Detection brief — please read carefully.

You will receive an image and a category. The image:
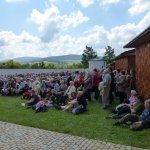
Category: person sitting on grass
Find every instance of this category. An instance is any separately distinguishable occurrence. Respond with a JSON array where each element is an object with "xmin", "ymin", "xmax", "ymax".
[
  {"xmin": 106, "ymin": 95, "xmax": 144, "ymax": 119},
  {"xmin": 107, "ymin": 90, "xmax": 138, "ymax": 119},
  {"xmin": 33, "ymin": 94, "xmax": 56, "ymax": 112},
  {"xmin": 59, "ymin": 81, "xmax": 76, "ymax": 105},
  {"xmin": 26, "ymin": 90, "xmax": 41, "ymax": 107},
  {"xmin": 61, "ymin": 92, "xmax": 77, "ymax": 111},
  {"xmin": 72, "ymin": 90, "xmax": 87, "ymax": 115},
  {"xmin": 113, "ymin": 99, "xmax": 150, "ymax": 131}
]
